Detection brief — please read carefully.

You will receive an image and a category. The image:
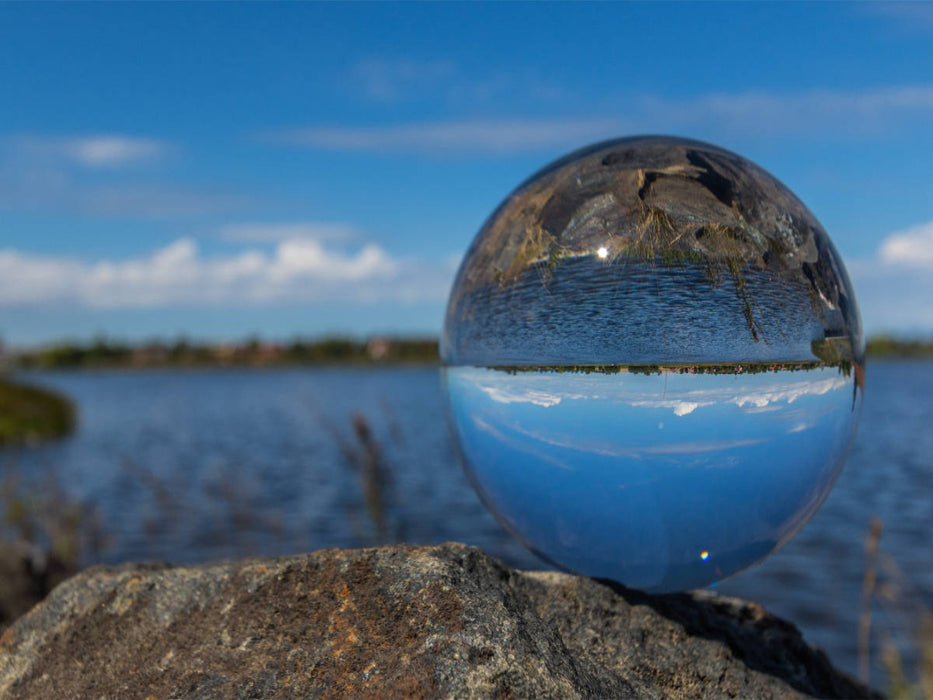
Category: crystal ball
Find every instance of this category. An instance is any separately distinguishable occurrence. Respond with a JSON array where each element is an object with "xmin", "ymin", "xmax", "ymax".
[{"xmin": 441, "ymin": 136, "xmax": 864, "ymax": 593}]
